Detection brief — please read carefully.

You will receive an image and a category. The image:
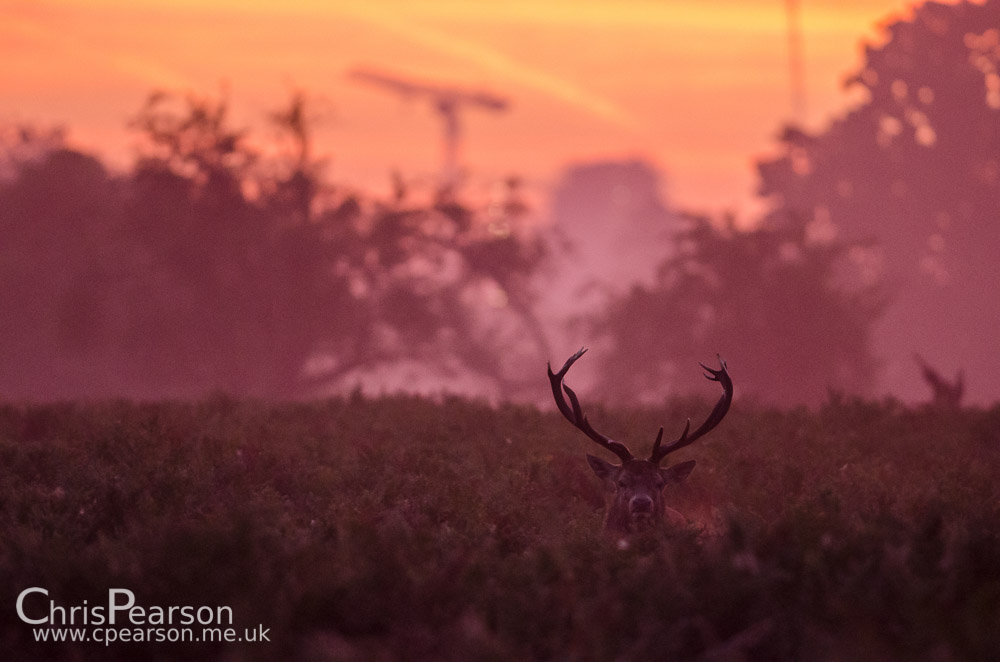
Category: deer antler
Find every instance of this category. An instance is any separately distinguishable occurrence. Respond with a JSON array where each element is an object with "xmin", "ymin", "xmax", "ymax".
[
  {"xmin": 548, "ymin": 348, "xmax": 635, "ymax": 462},
  {"xmin": 650, "ymin": 355, "xmax": 733, "ymax": 465}
]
